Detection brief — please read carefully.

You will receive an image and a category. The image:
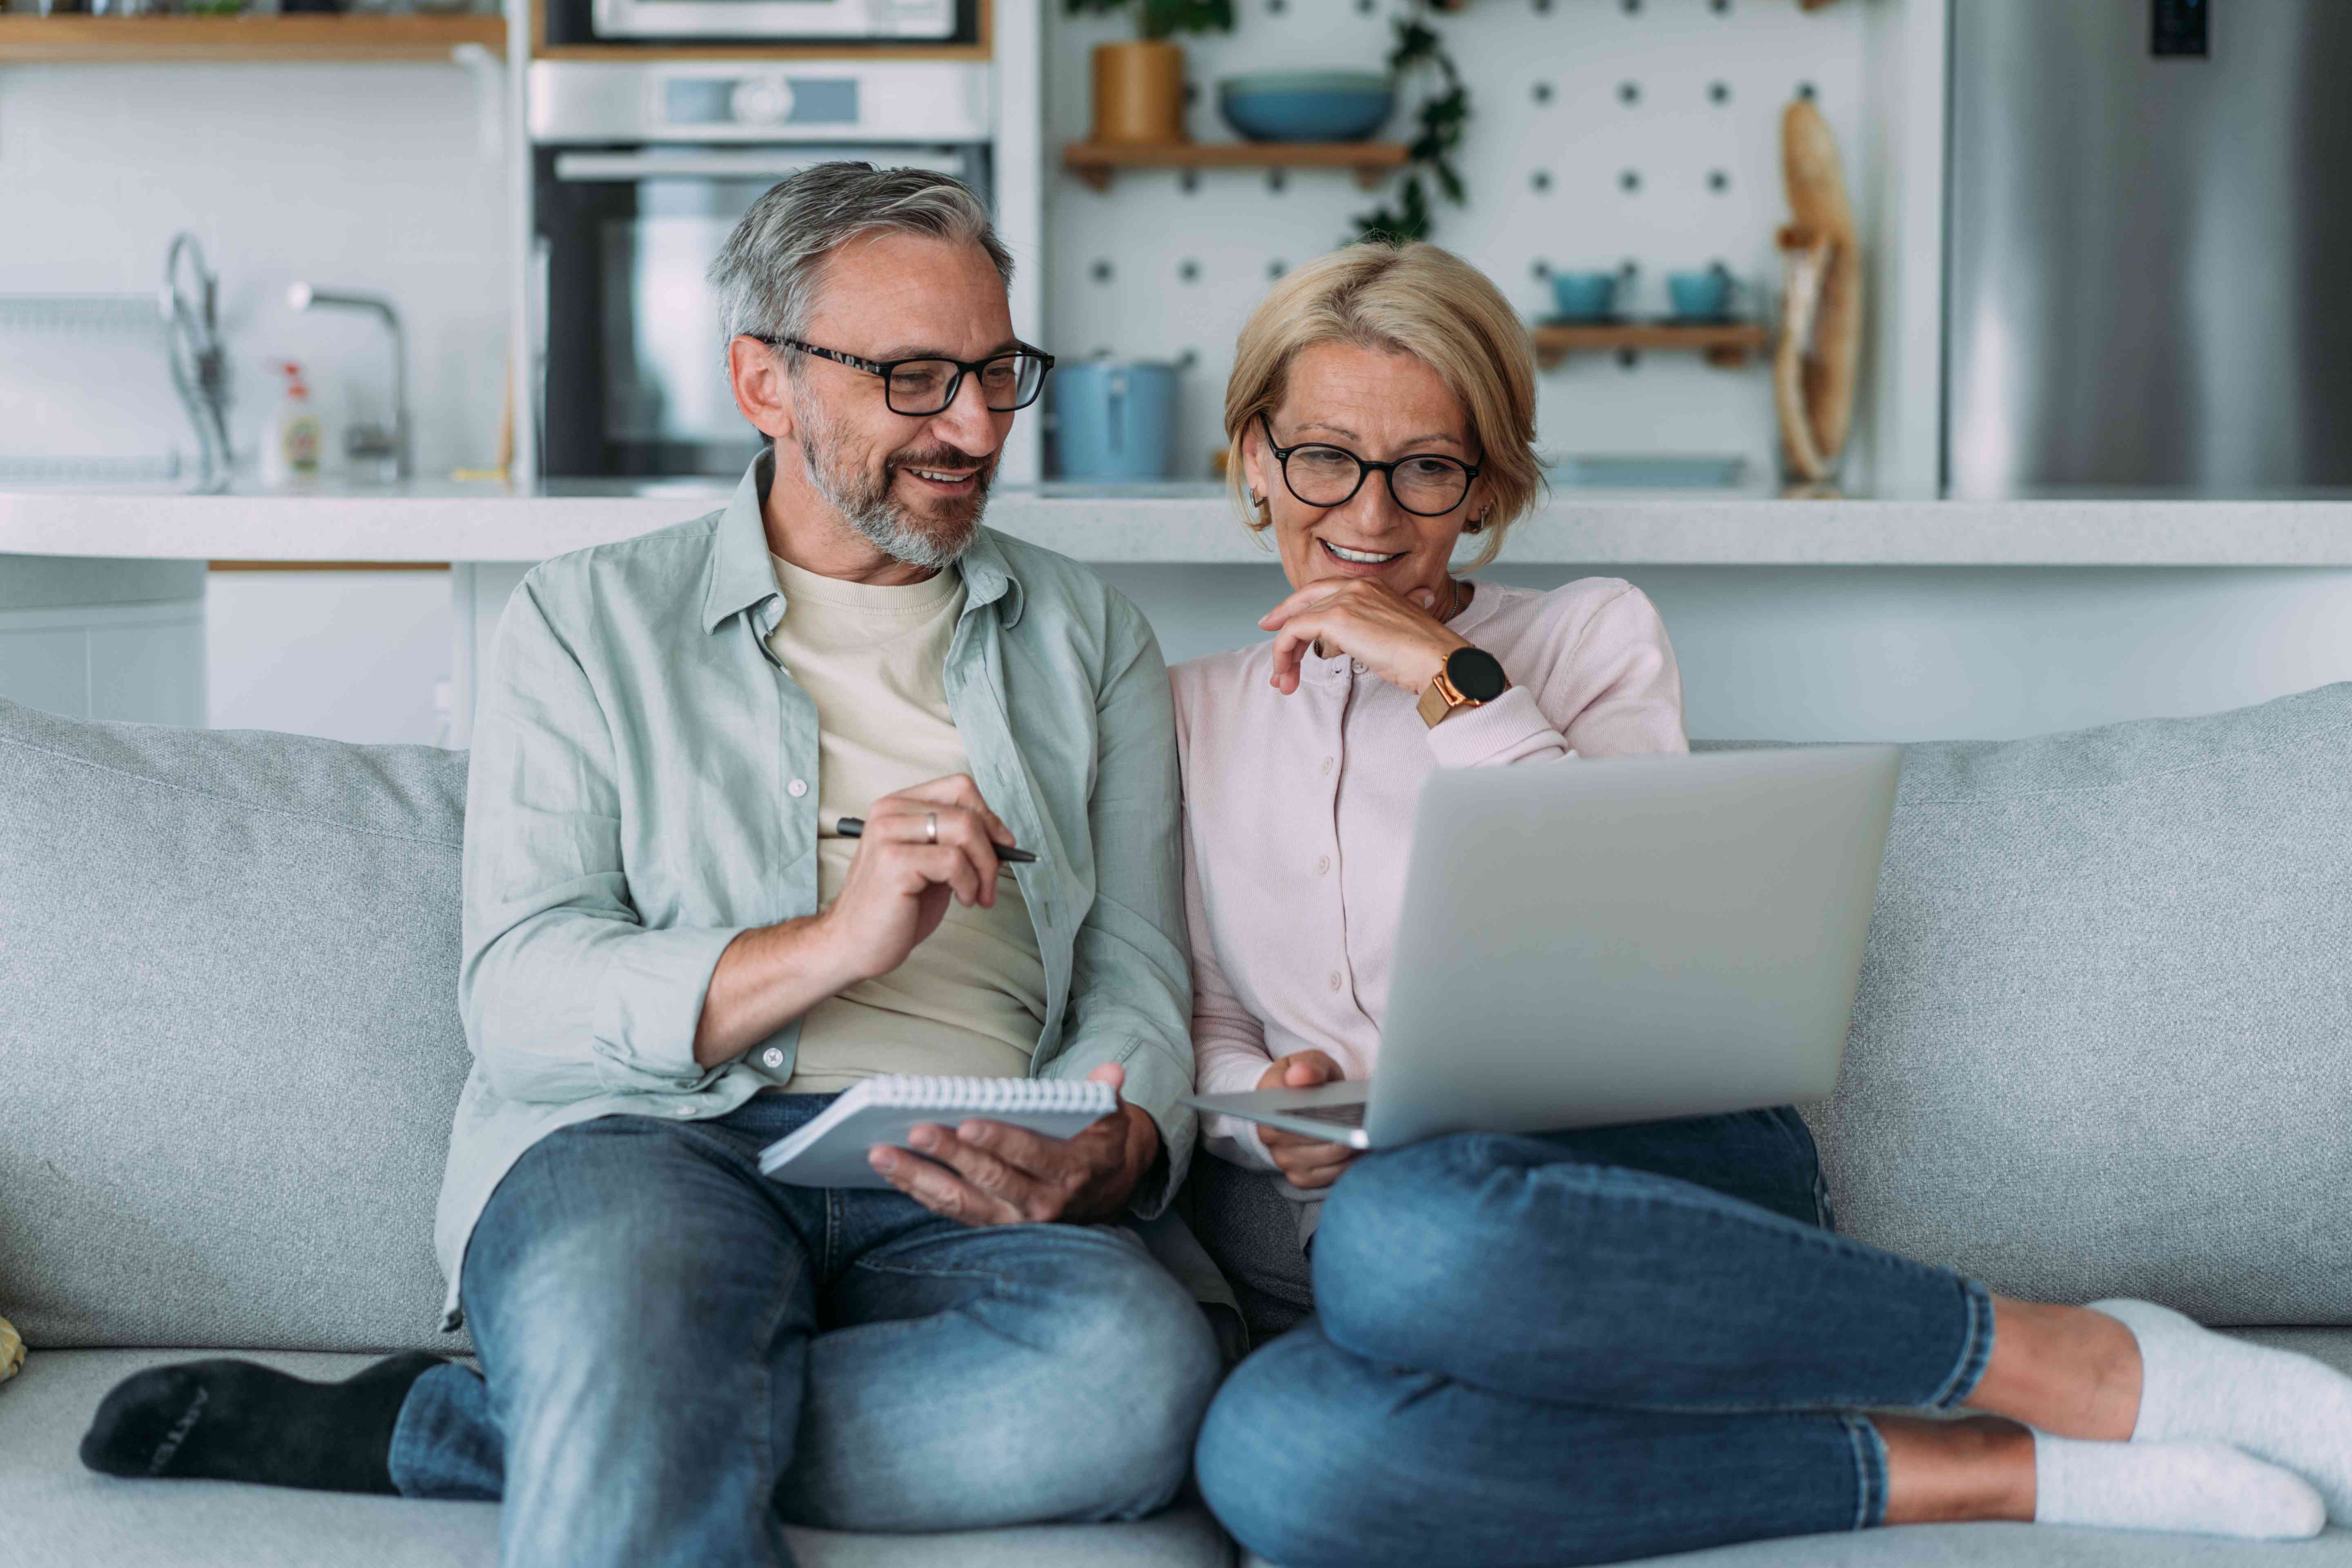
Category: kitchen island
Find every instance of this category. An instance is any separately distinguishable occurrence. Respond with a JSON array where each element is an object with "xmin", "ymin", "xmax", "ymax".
[{"xmin": 7, "ymin": 482, "xmax": 2352, "ymax": 745}]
